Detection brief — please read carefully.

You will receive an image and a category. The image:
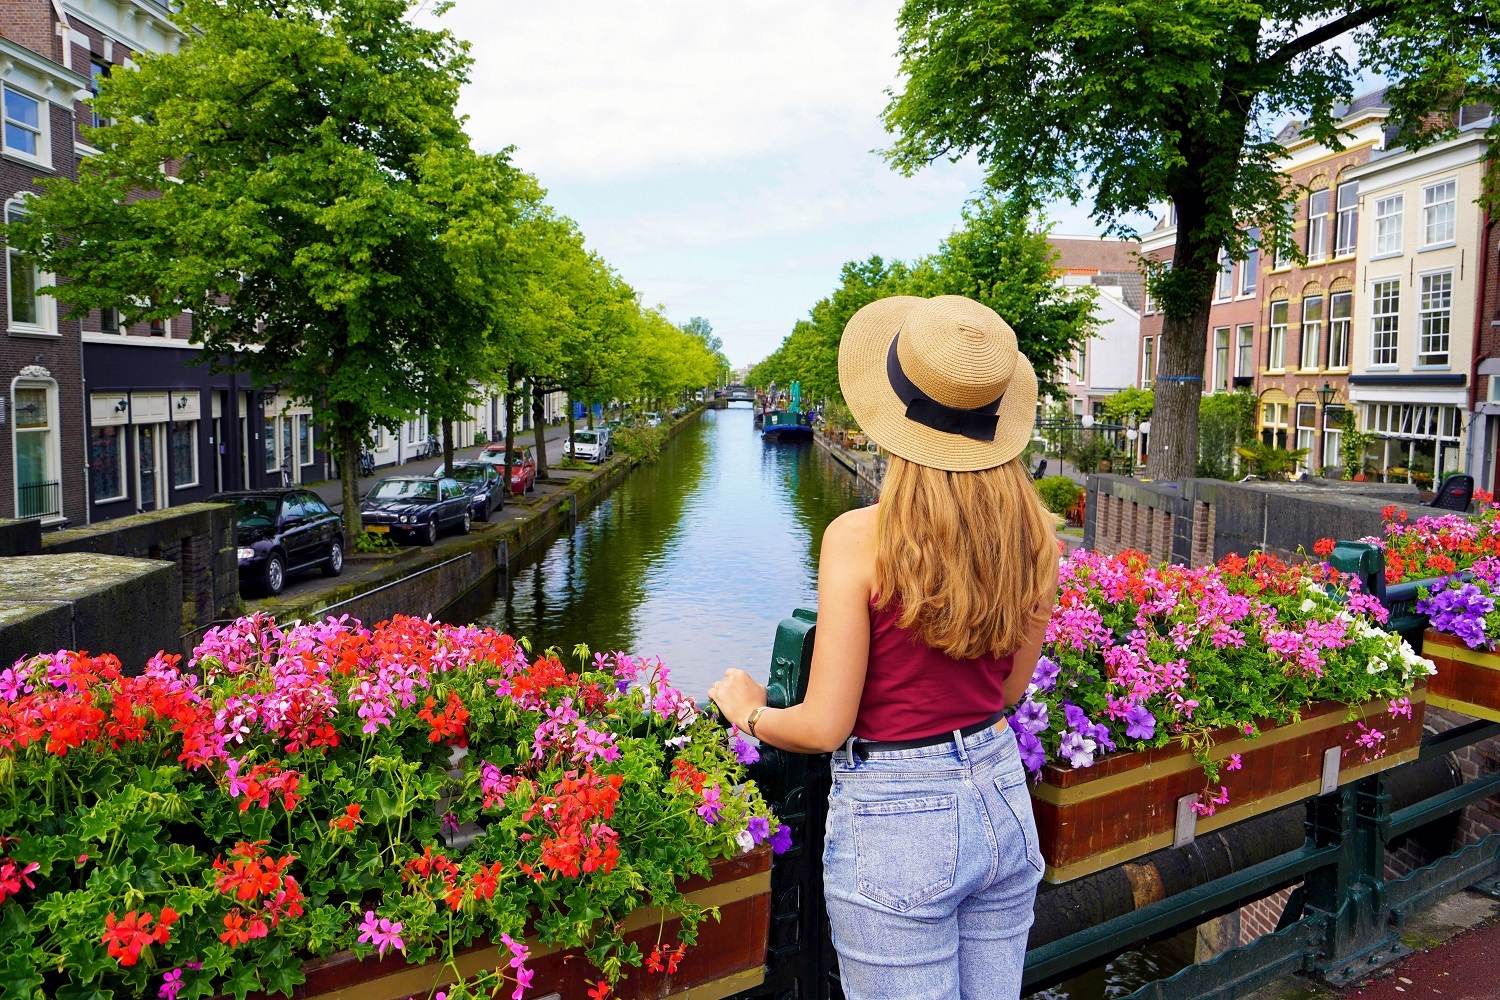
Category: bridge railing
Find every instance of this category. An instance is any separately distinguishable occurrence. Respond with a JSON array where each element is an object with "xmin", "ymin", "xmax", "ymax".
[{"xmin": 734, "ymin": 605, "xmax": 1500, "ymax": 1000}]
